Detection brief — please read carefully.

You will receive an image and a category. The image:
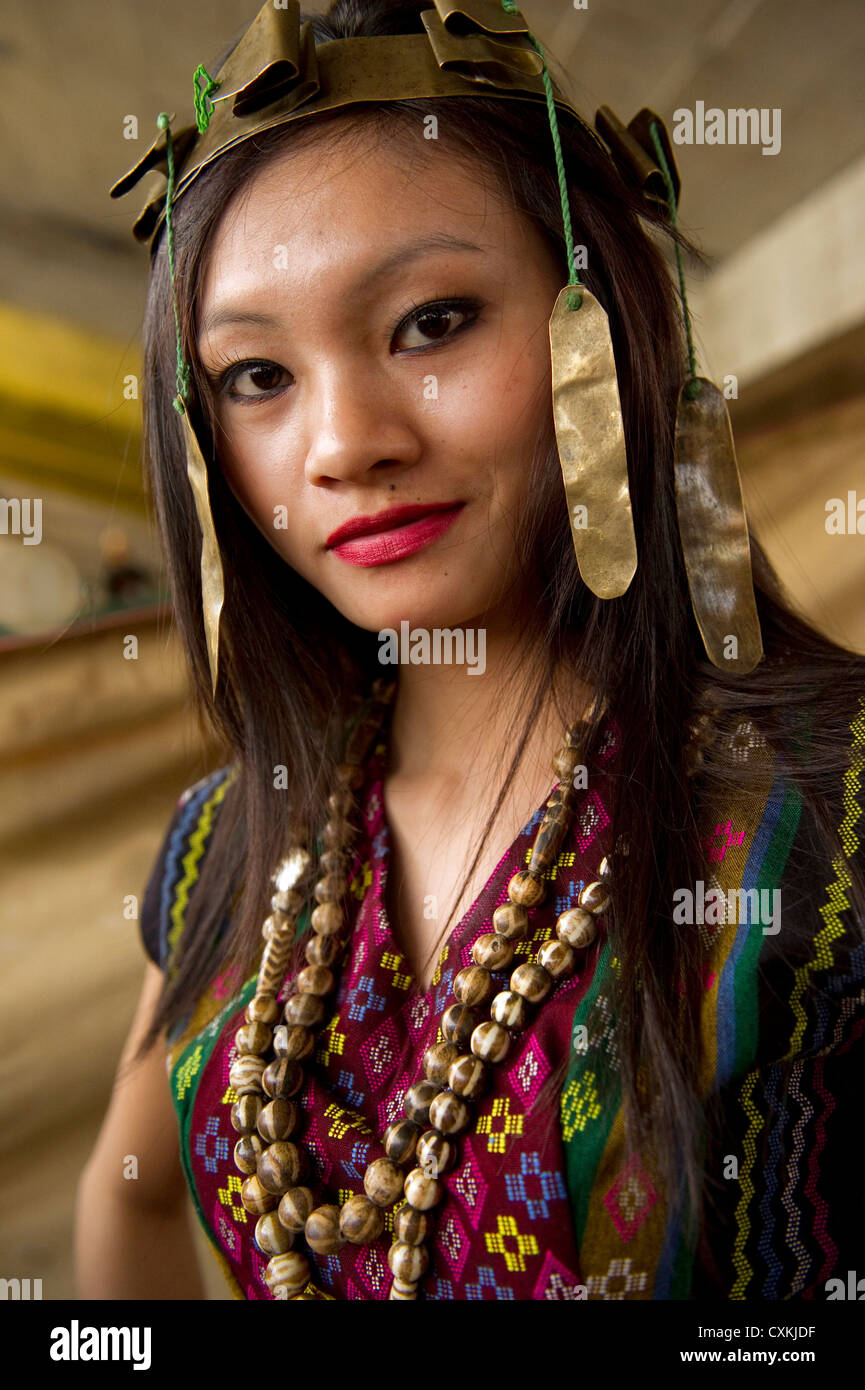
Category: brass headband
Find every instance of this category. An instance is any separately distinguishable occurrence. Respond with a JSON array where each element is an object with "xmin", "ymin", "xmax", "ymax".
[{"xmin": 110, "ymin": 0, "xmax": 612, "ymax": 252}]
